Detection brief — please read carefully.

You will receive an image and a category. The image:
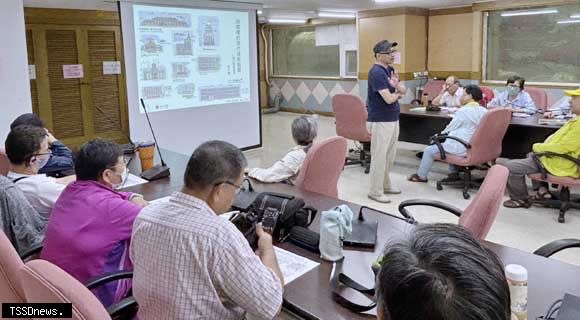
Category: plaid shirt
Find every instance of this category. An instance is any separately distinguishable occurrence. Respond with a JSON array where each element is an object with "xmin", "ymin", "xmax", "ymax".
[{"xmin": 130, "ymin": 192, "xmax": 283, "ymax": 320}]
